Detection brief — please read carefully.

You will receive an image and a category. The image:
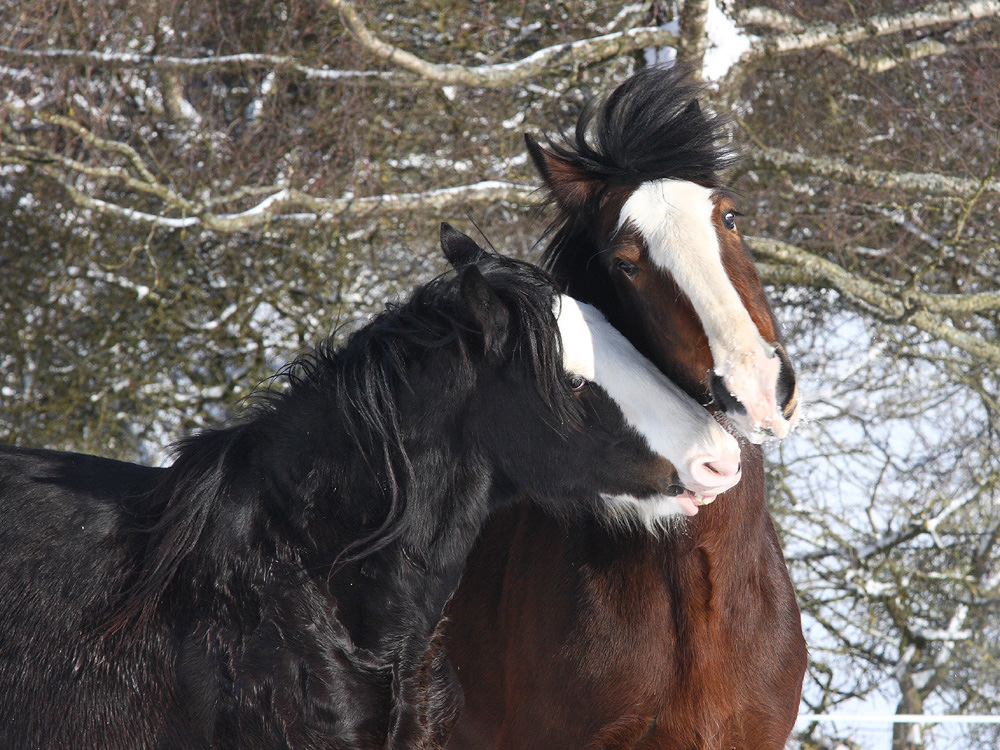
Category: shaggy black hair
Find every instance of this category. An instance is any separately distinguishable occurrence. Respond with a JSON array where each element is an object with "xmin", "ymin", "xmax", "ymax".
[
  {"xmin": 545, "ymin": 63, "xmax": 739, "ymax": 188},
  {"xmin": 0, "ymin": 220, "xmax": 690, "ymax": 749},
  {"xmin": 118, "ymin": 252, "xmax": 569, "ymax": 626}
]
